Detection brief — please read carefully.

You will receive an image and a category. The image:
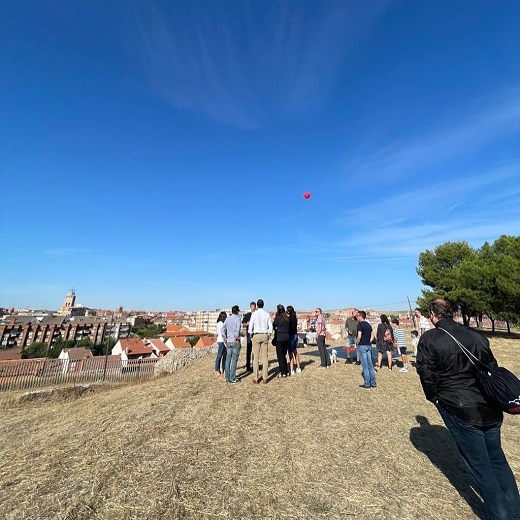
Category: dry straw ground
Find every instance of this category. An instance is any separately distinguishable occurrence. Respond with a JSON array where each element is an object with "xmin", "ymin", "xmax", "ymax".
[{"xmin": 1, "ymin": 333, "xmax": 519, "ymax": 520}]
